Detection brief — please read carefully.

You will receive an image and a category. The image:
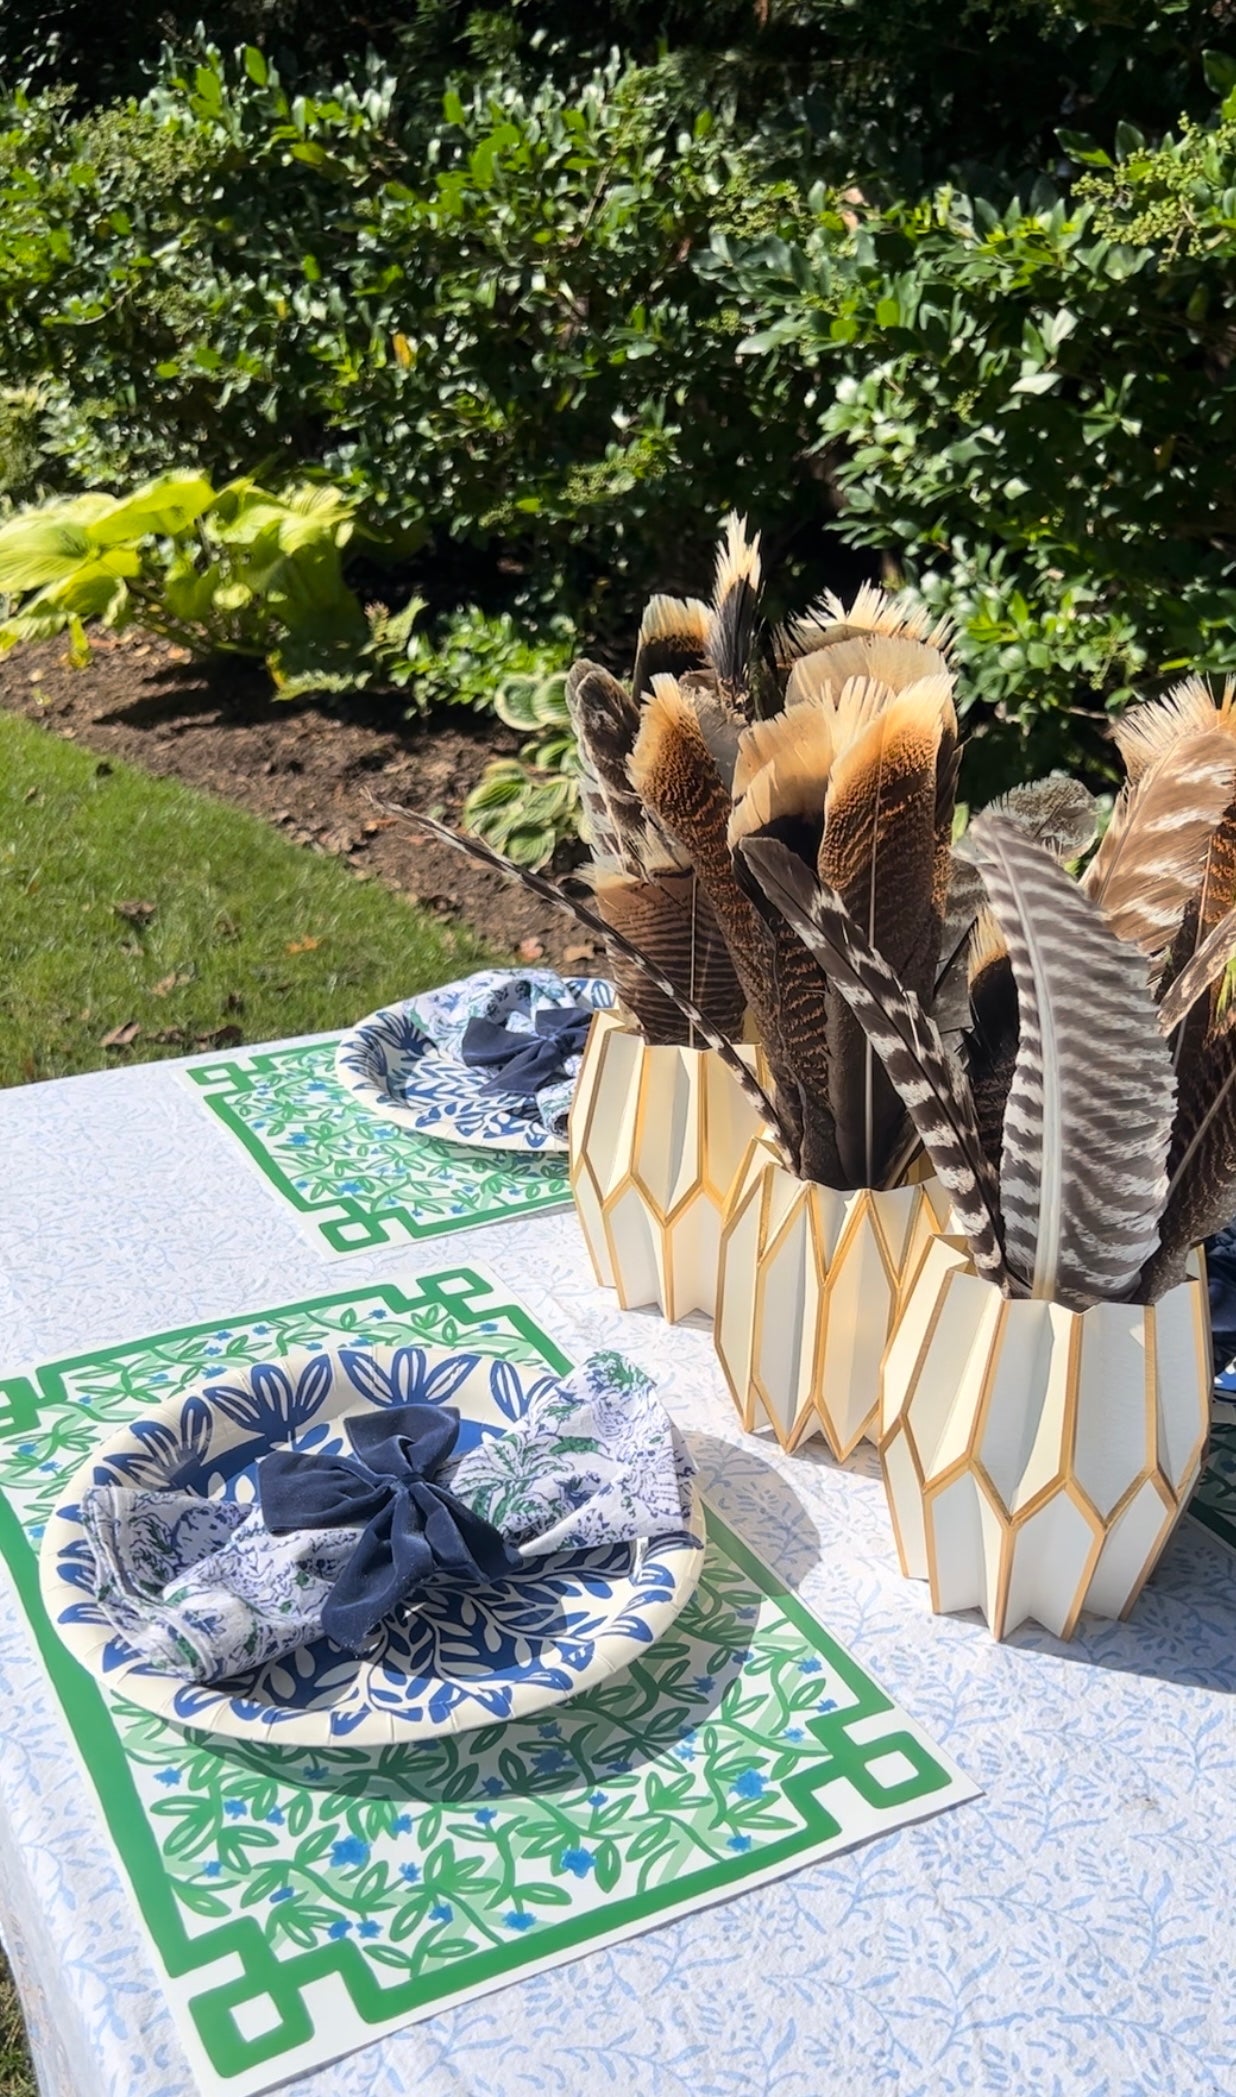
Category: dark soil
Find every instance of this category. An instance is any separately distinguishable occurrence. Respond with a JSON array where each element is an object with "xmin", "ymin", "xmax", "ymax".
[{"xmin": 0, "ymin": 632, "xmax": 602, "ymax": 972}]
